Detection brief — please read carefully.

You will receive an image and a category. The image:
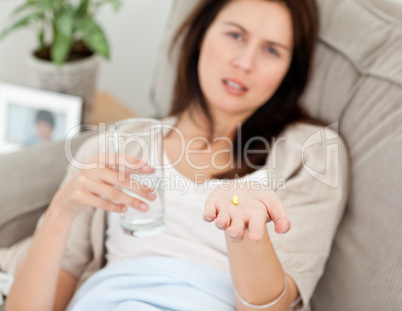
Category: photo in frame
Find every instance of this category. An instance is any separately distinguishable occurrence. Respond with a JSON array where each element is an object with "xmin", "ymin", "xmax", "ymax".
[{"xmin": 0, "ymin": 81, "xmax": 83, "ymax": 154}]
